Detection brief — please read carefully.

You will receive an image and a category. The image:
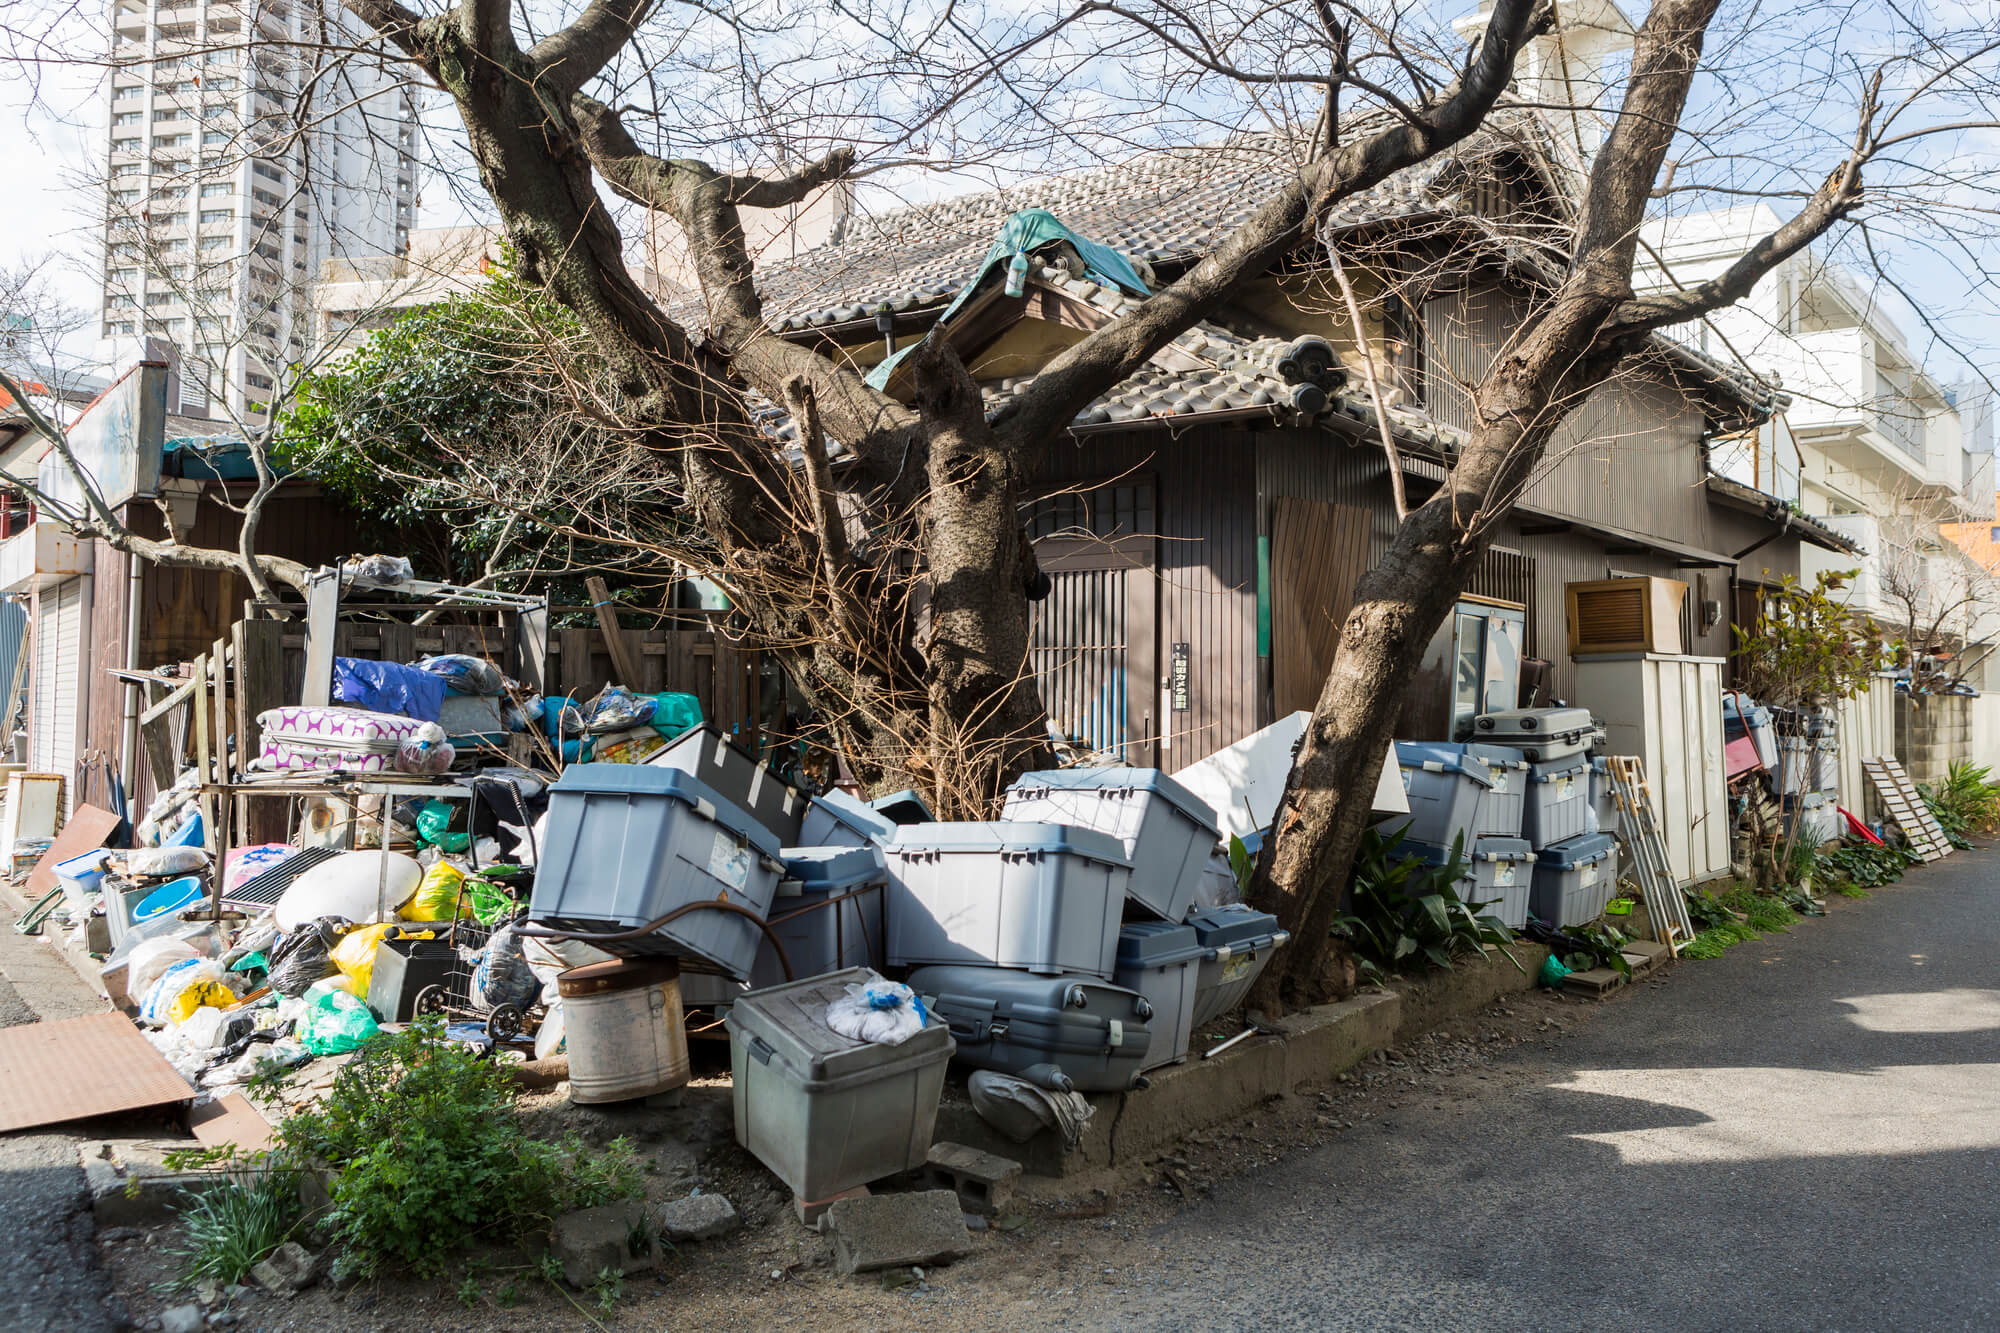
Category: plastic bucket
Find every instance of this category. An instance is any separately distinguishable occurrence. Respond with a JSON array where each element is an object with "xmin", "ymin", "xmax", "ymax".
[{"xmin": 133, "ymin": 875, "xmax": 203, "ymax": 923}]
